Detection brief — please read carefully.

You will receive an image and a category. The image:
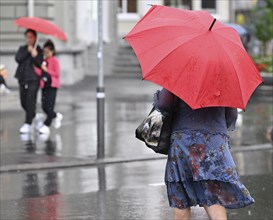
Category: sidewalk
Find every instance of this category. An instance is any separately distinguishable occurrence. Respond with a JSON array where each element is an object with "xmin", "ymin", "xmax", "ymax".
[{"xmin": 1, "ymin": 75, "xmax": 272, "ymax": 172}]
